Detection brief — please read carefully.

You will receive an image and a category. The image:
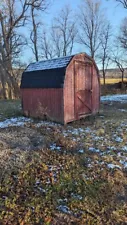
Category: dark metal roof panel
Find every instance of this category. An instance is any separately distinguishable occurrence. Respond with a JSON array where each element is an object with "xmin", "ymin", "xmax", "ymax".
[{"xmin": 20, "ymin": 68, "xmax": 66, "ymax": 88}]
